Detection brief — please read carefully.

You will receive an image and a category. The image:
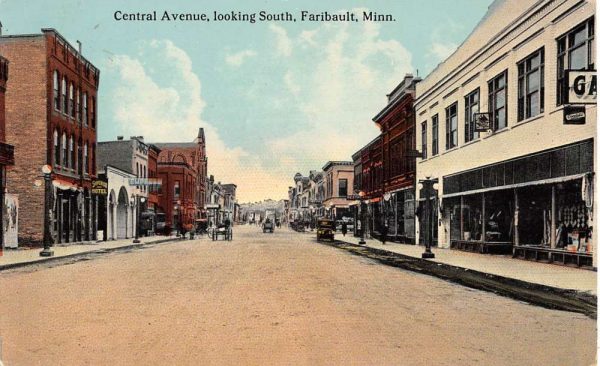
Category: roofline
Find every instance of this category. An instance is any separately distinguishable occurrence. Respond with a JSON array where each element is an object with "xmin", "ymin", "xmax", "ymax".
[{"xmin": 322, "ymin": 160, "xmax": 353, "ymax": 171}]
